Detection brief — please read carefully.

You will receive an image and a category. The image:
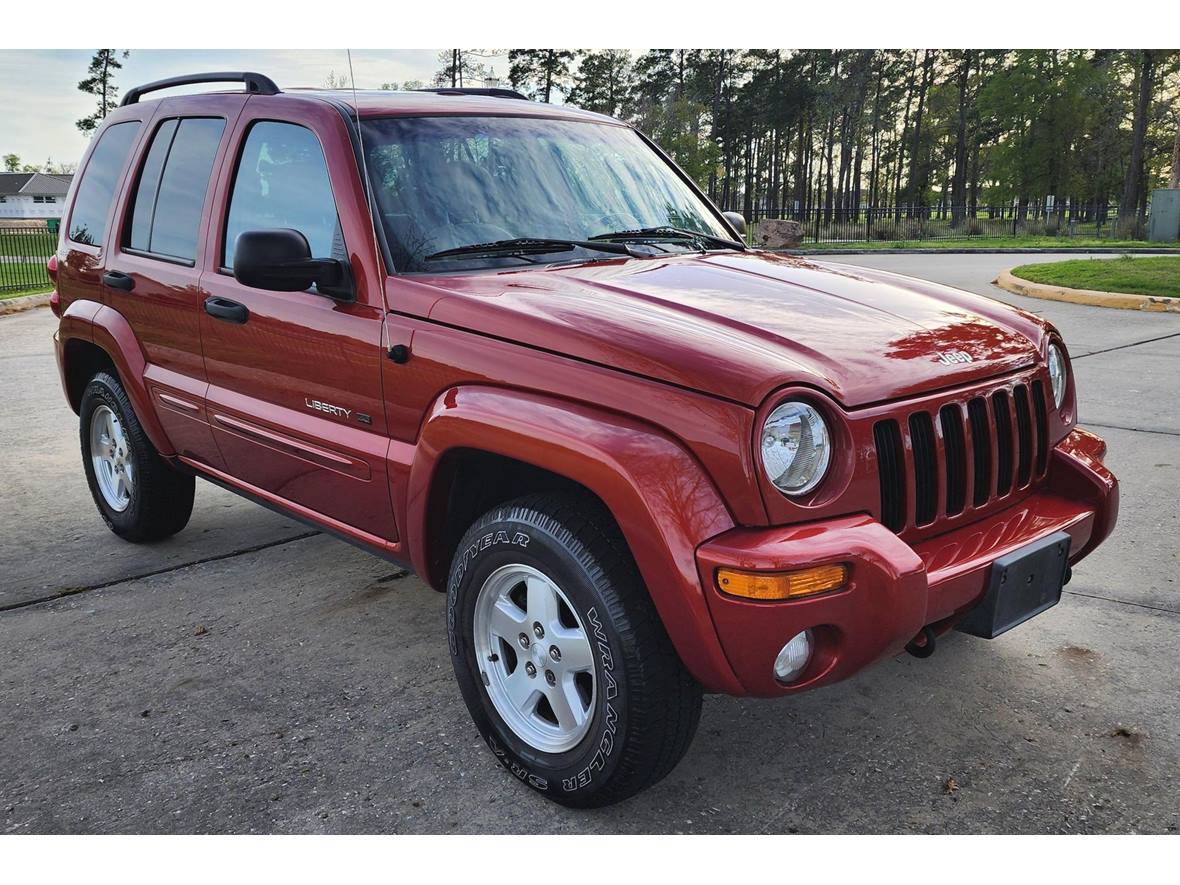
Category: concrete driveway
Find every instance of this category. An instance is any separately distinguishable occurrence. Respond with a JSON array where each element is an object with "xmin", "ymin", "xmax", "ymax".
[{"xmin": 2, "ymin": 252, "xmax": 1178, "ymax": 833}]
